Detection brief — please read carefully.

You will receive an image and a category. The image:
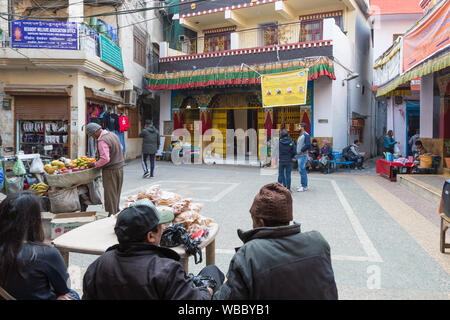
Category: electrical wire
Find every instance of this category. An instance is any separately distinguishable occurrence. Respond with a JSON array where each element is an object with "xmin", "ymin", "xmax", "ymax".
[{"xmin": 0, "ymin": 0, "xmax": 209, "ymax": 20}]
